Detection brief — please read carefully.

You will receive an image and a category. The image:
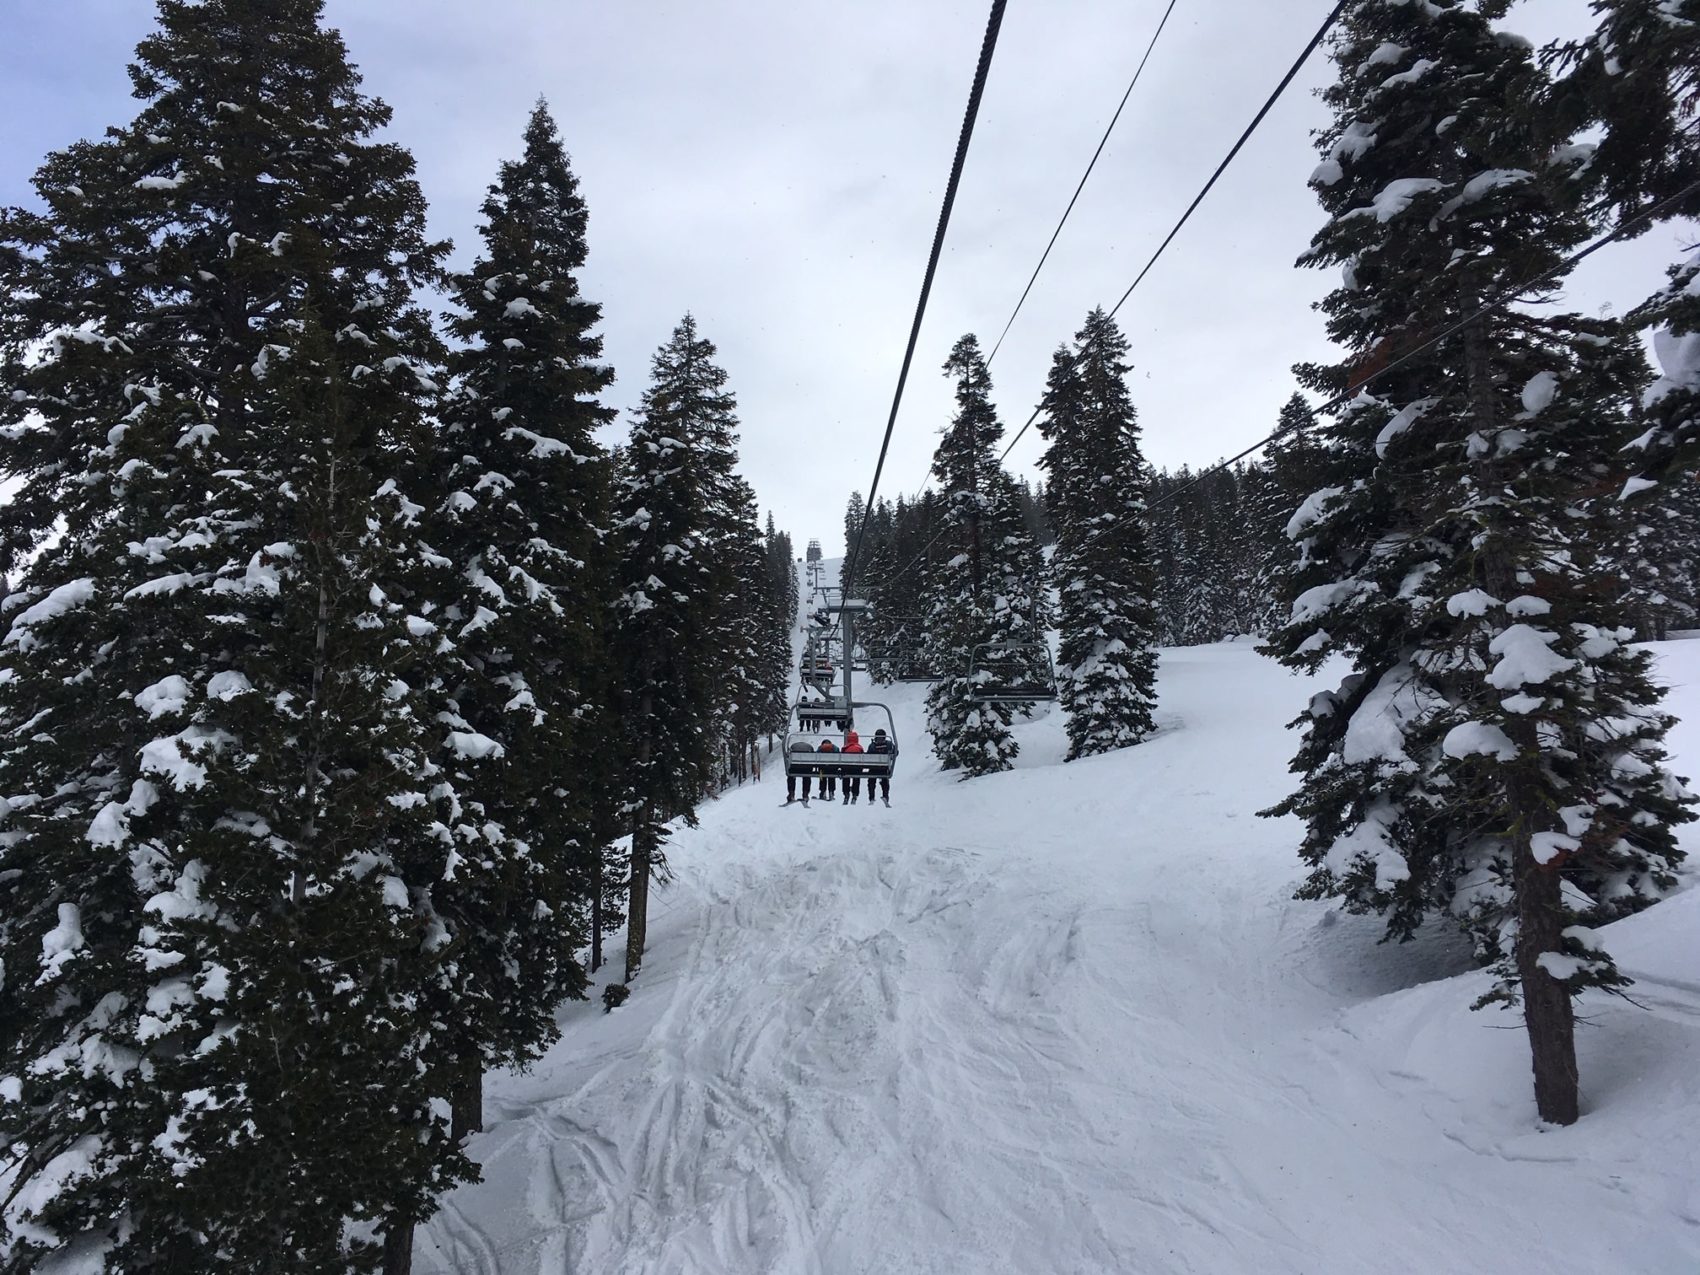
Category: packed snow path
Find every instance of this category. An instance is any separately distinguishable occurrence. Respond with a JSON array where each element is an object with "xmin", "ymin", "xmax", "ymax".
[{"xmin": 418, "ymin": 641, "xmax": 1700, "ymax": 1274}]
